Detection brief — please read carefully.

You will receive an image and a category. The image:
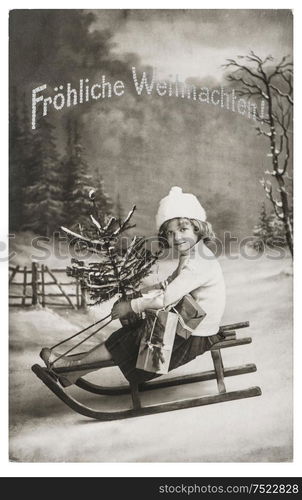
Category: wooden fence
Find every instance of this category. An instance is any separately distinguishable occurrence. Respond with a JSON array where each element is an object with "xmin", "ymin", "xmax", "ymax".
[{"xmin": 9, "ymin": 262, "xmax": 87, "ymax": 309}]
